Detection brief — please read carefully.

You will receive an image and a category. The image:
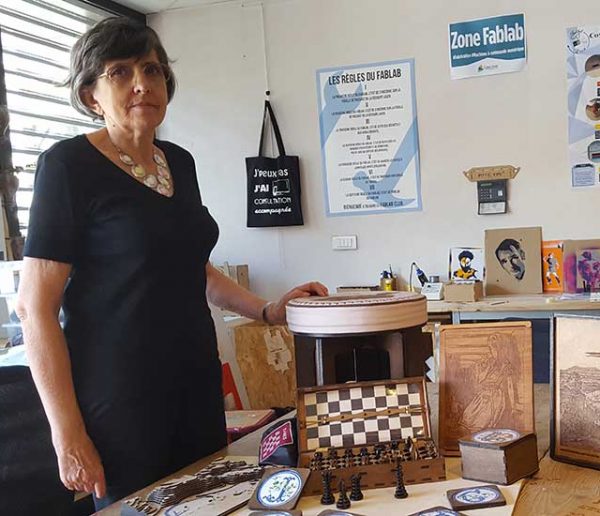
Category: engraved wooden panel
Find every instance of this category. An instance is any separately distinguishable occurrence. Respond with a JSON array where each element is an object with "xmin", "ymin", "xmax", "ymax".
[
  {"xmin": 552, "ymin": 315, "xmax": 600, "ymax": 469},
  {"xmin": 438, "ymin": 321, "xmax": 534, "ymax": 456}
]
